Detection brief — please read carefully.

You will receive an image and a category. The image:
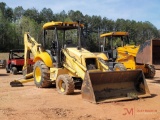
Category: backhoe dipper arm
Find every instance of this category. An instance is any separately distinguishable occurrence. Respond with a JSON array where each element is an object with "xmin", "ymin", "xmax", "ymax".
[{"xmin": 23, "ymin": 33, "xmax": 42, "ymax": 70}]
